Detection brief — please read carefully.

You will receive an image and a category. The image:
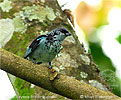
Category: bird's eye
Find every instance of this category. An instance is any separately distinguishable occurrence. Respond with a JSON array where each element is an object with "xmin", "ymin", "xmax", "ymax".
[
  {"xmin": 54, "ymin": 31, "xmax": 58, "ymax": 35},
  {"xmin": 60, "ymin": 29, "xmax": 69, "ymax": 33}
]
